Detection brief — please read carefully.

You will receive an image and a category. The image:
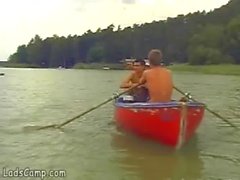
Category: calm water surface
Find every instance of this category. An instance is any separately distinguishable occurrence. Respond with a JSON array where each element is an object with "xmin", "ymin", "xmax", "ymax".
[{"xmin": 0, "ymin": 68, "xmax": 240, "ymax": 180}]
